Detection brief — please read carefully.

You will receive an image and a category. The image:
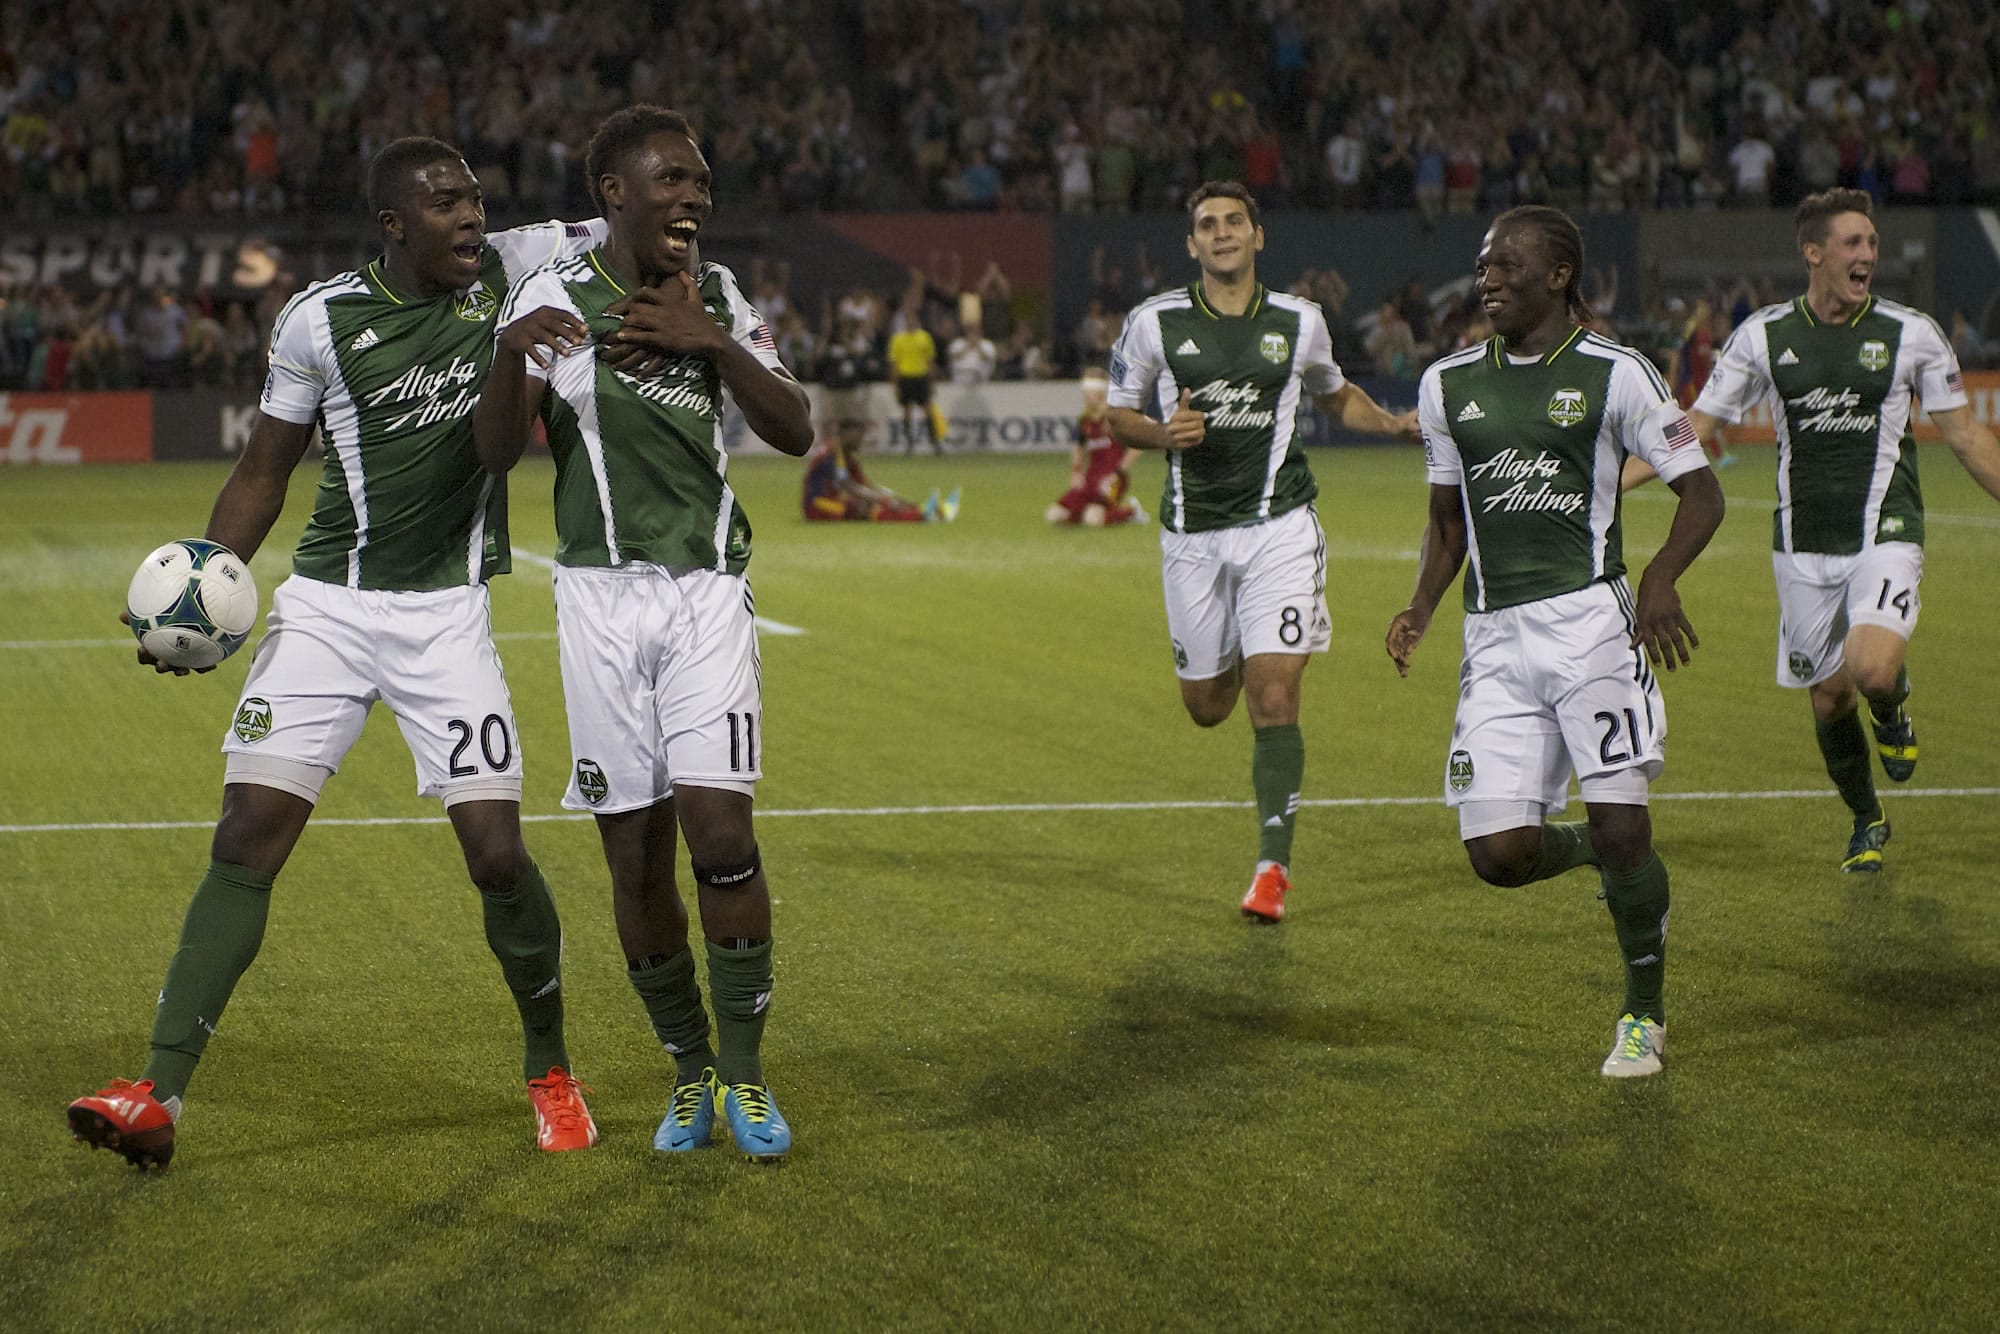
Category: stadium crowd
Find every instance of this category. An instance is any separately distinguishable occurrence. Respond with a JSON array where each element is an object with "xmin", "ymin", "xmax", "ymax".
[{"xmin": 7, "ymin": 0, "xmax": 2000, "ymax": 392}]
